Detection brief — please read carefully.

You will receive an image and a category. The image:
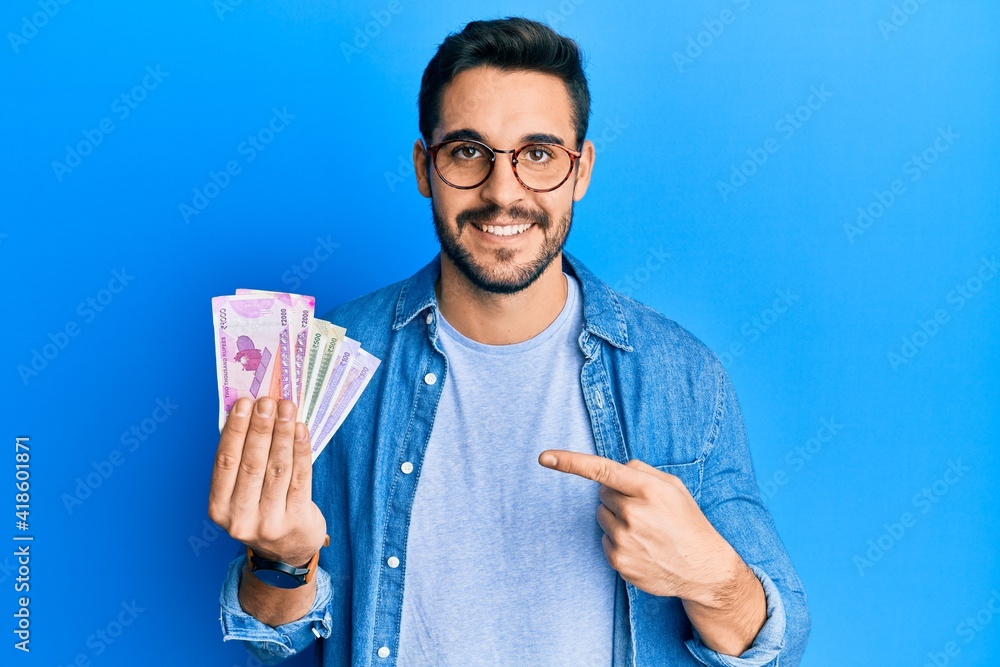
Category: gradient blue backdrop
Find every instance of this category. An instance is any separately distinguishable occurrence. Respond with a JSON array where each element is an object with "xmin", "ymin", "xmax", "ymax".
[{"xmin": 2, "ymin": 1, "xmax": 997, "ymax": 665}]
